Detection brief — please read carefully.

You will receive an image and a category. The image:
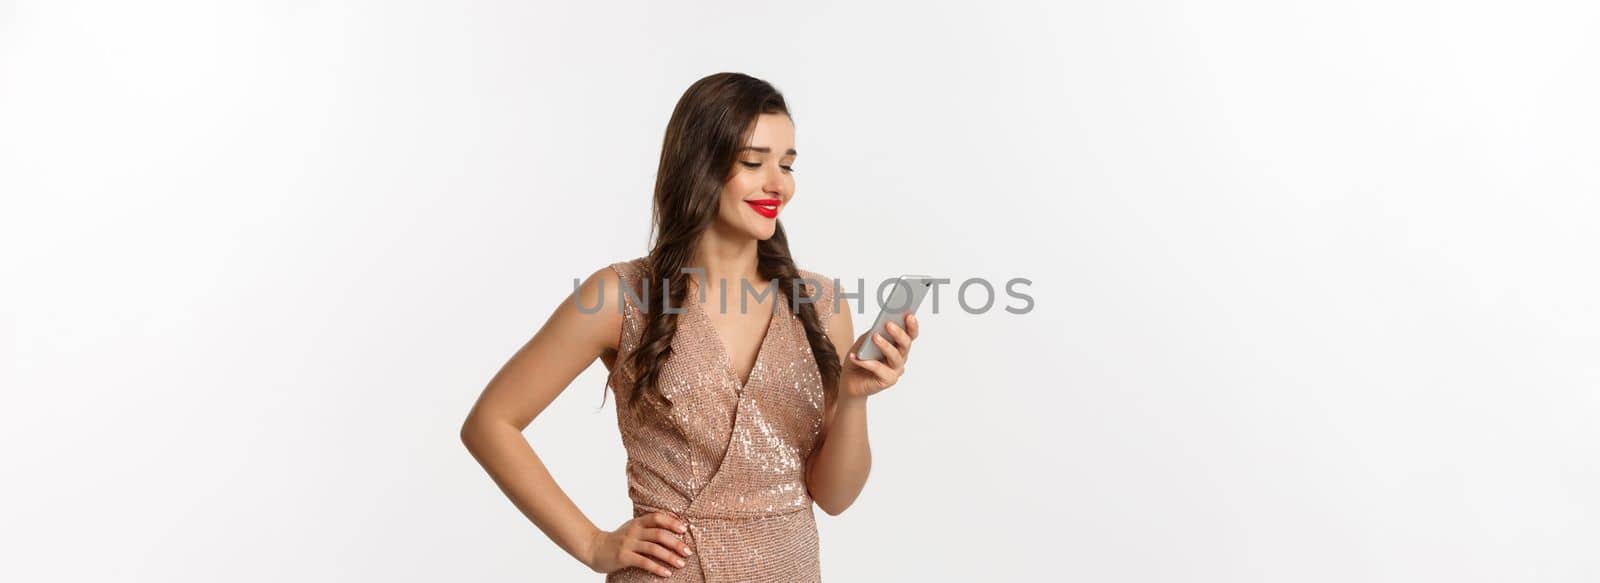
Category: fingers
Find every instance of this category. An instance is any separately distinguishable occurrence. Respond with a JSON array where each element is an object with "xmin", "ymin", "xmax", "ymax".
[
  {"xmin": 848, "ymin": 350, "xmax": 898, "ymax": 382},
  {"xmin": 628, "ymin": 537, "xmax": 688, "ymax": 571},
  {"xmin": 885, "ymin": 320, "xmax": 913, "ymax": 360},
  {"xmin": 869, "ymin": 331, "xmax": 905, "ymax": 369},
  {"xmin": 642, "ymin": 511, "xmax": 688, "ymax": 535},
  {"xmin": 623, "ymin": 550, "xmax": 675, "ymax": 578},
  {"xmin": 642, "ymin": 526, "xmax": 693, "ymax": 557},
  {"xmin": 845, "ymin": 315, "xmax": 921, "ymax": 394},
  {"xmin": 847, "ymin": 330, "xmax": 867, "ymax": 355},
  {"xmin": 615, "ymin": 512, "xmax": 692, "ymax": 577}
]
